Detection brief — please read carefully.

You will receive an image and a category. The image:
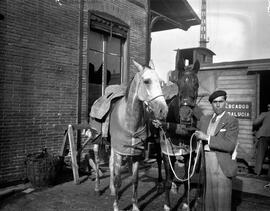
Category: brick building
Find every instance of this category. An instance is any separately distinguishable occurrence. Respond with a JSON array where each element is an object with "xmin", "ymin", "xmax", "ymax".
[{"xmin": 0, "ymin": 0, "xmax": 199, "ymax": 185}]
